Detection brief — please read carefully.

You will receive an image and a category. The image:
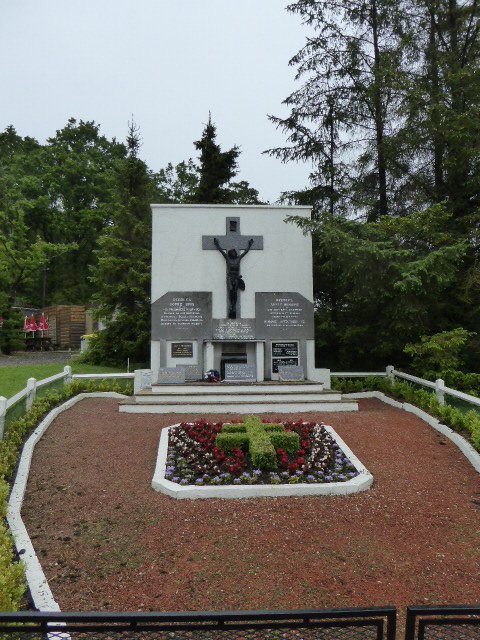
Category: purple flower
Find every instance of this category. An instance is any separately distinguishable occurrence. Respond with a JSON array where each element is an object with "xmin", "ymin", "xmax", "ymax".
[
  {"xmin": 172, "ymin": 477, "xmax": 180, "ymax": 483},
  {"xmin": 253, "ymin": 469, "xmax": 262, "ymax": 476},
  {"xmin": 195, "ymin": 478, "xmax": 203, "ymax": 484},
  {"xmin": 233, "ymin": 478, "xmax": 241, "ymax": 484},
  {"xmin": 180, "ymin": 478, "xmax": 189, "ymax": 485}
]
